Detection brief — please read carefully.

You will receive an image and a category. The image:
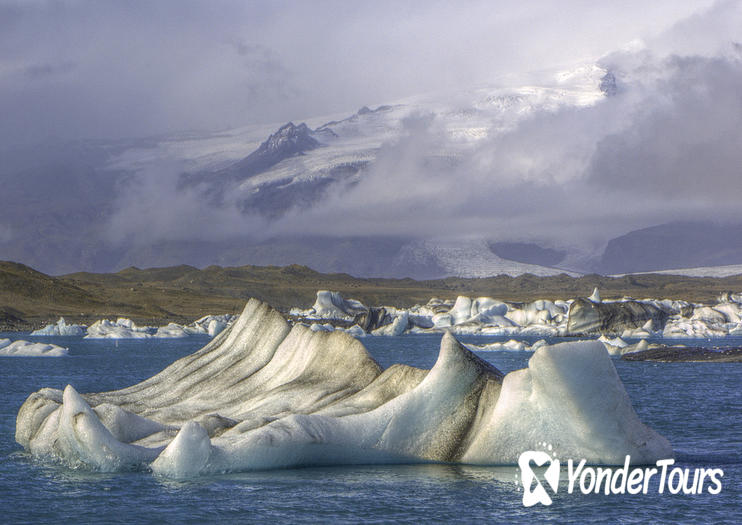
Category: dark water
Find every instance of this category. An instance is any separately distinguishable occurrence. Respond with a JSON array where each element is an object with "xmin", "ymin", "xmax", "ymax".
[{"xmin": 0, "ymin": 333, "xmax": 740, "ymax": 524}]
